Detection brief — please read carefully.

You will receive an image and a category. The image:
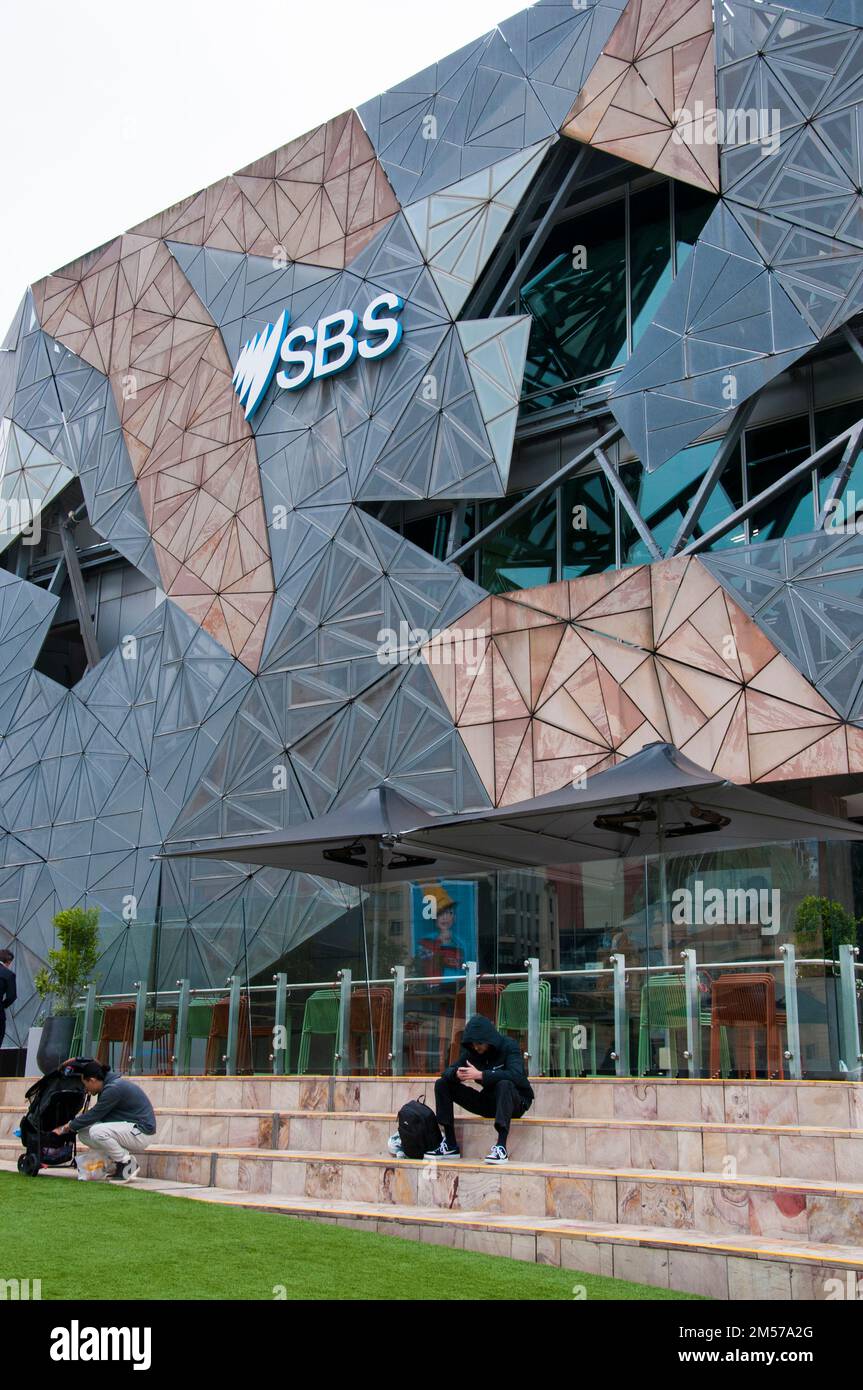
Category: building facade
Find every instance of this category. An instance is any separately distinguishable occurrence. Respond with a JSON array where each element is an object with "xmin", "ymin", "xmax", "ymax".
[{"xmin": 2, "ymin": 0, "xmax": 863, "ymax": 1074}]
